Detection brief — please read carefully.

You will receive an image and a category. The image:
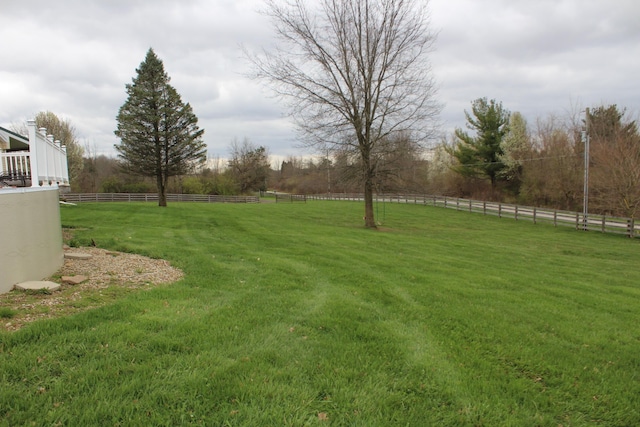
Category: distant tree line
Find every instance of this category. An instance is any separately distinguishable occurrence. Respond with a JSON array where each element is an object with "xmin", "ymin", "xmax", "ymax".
[{"xmin": 27, "ymin": 99, "xmax": 638, "ymax": 218}]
